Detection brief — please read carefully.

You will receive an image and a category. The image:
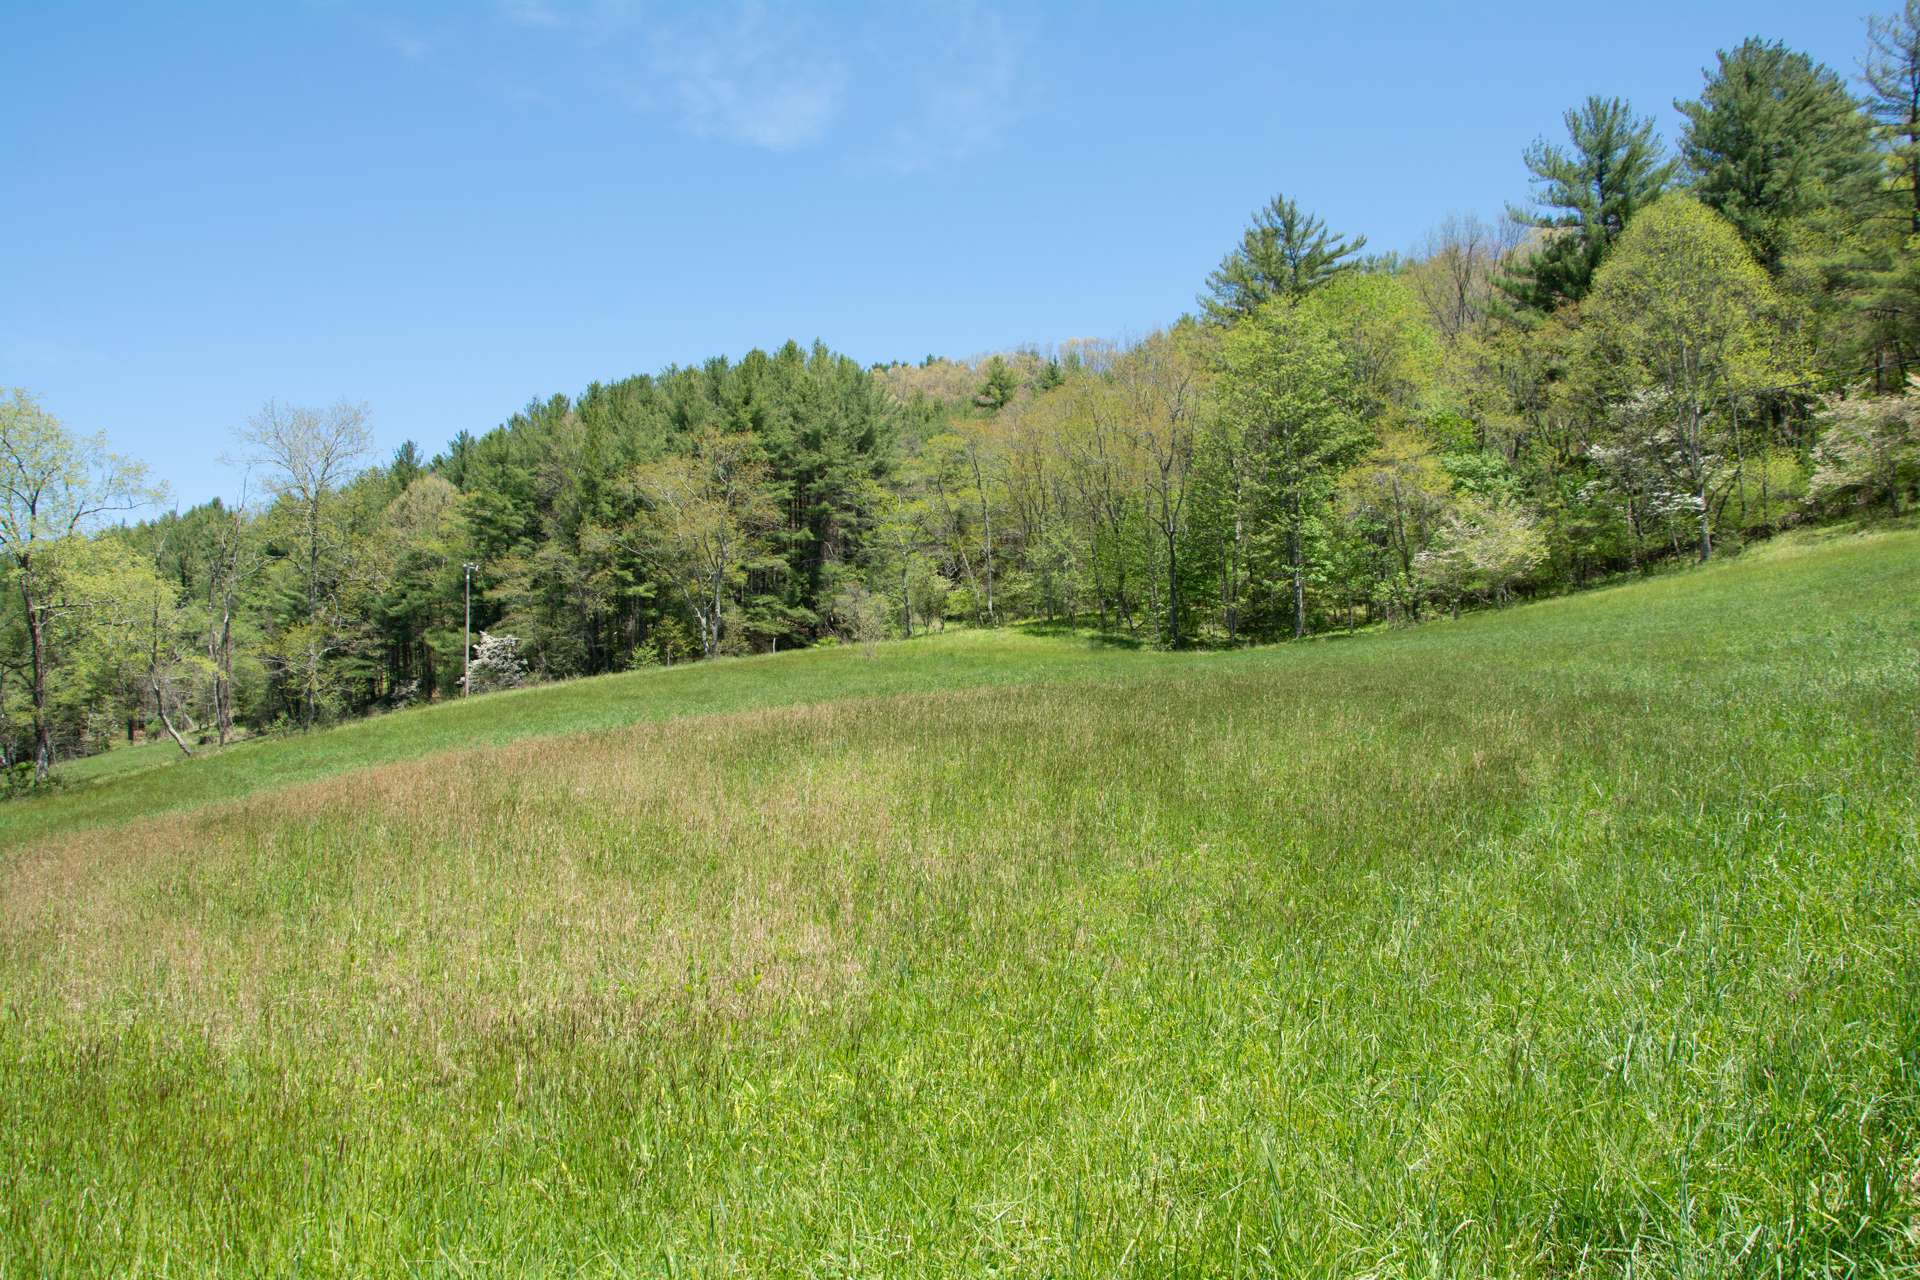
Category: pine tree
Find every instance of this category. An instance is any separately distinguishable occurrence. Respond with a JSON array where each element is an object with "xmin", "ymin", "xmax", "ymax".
[
  {"xmin": 1677, "ymin": 39, "xmax": 1880, "ymax": 271},
  {"xmin": 1502, "ymin": 97, "xmax": 1679, "ymax": 311},
  {"xmin": 976, "ymin": 356, "xmax": 1019, "ymax": 410},
  {"xmin": 1827, "ymin": 2, "xmax": 1920, "ymax": 388},
  {"xmin": 1865, "ymin": 0, "xmax": 1920, "ymax": 236},
  {"xmin": 1200, "ymin": 194, "xmax": 1366, "ymax": 322}
]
